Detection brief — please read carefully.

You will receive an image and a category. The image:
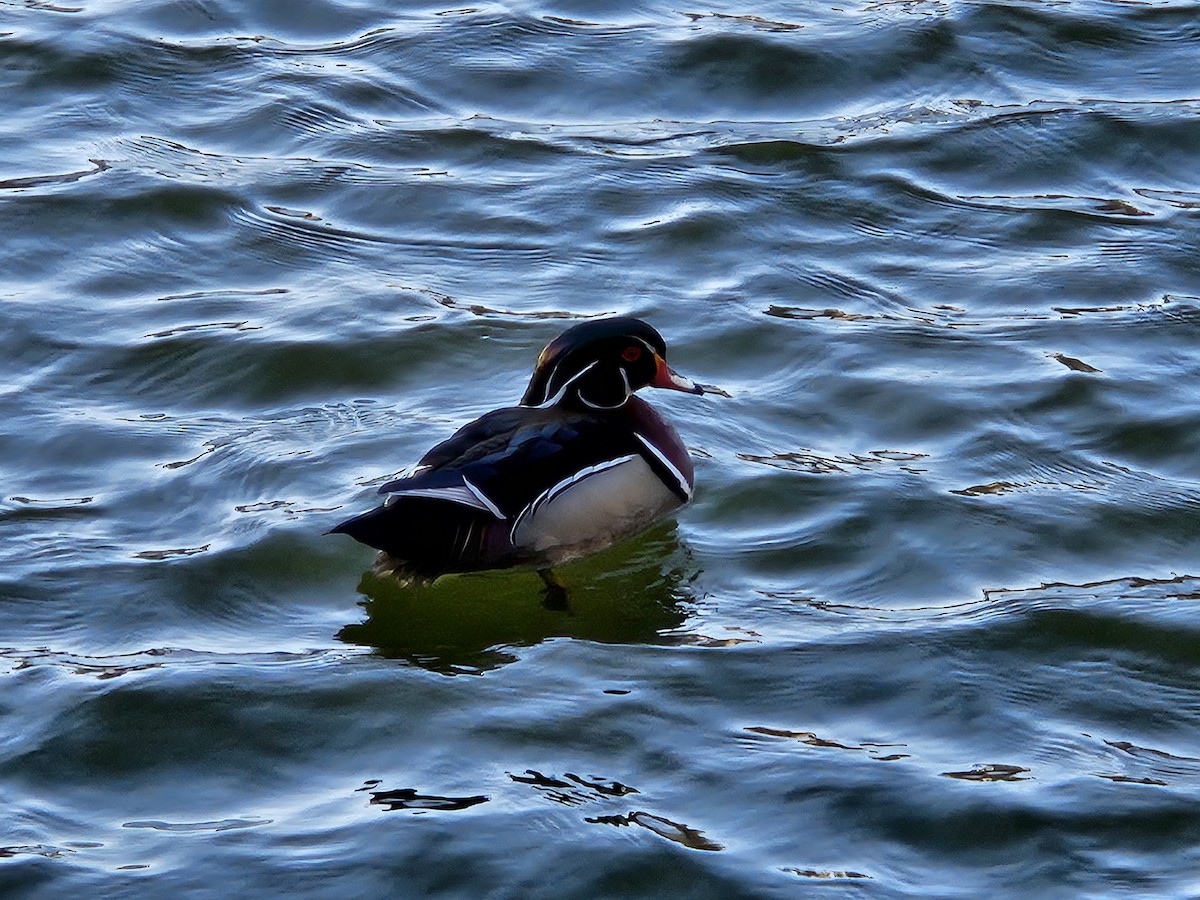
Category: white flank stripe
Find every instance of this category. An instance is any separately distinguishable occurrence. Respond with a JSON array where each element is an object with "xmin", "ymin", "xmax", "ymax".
[
  {"xmin": 633, "ymin": 433, "xmax": 692, "ymax": 500},
  {"xmin": 463, "ymin": 477, "xmax": 504, "ymax": 519},
  {"xmin": 386, "ymin": 485, "xmax": 492, "ymax": 512},
  {"xmin": 544, "ymin": 454, "xmax": 637, "ymax": 506},
  {"xmin": 510, "ymin": 454, "xmax": 637, "ymax": 542}
]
